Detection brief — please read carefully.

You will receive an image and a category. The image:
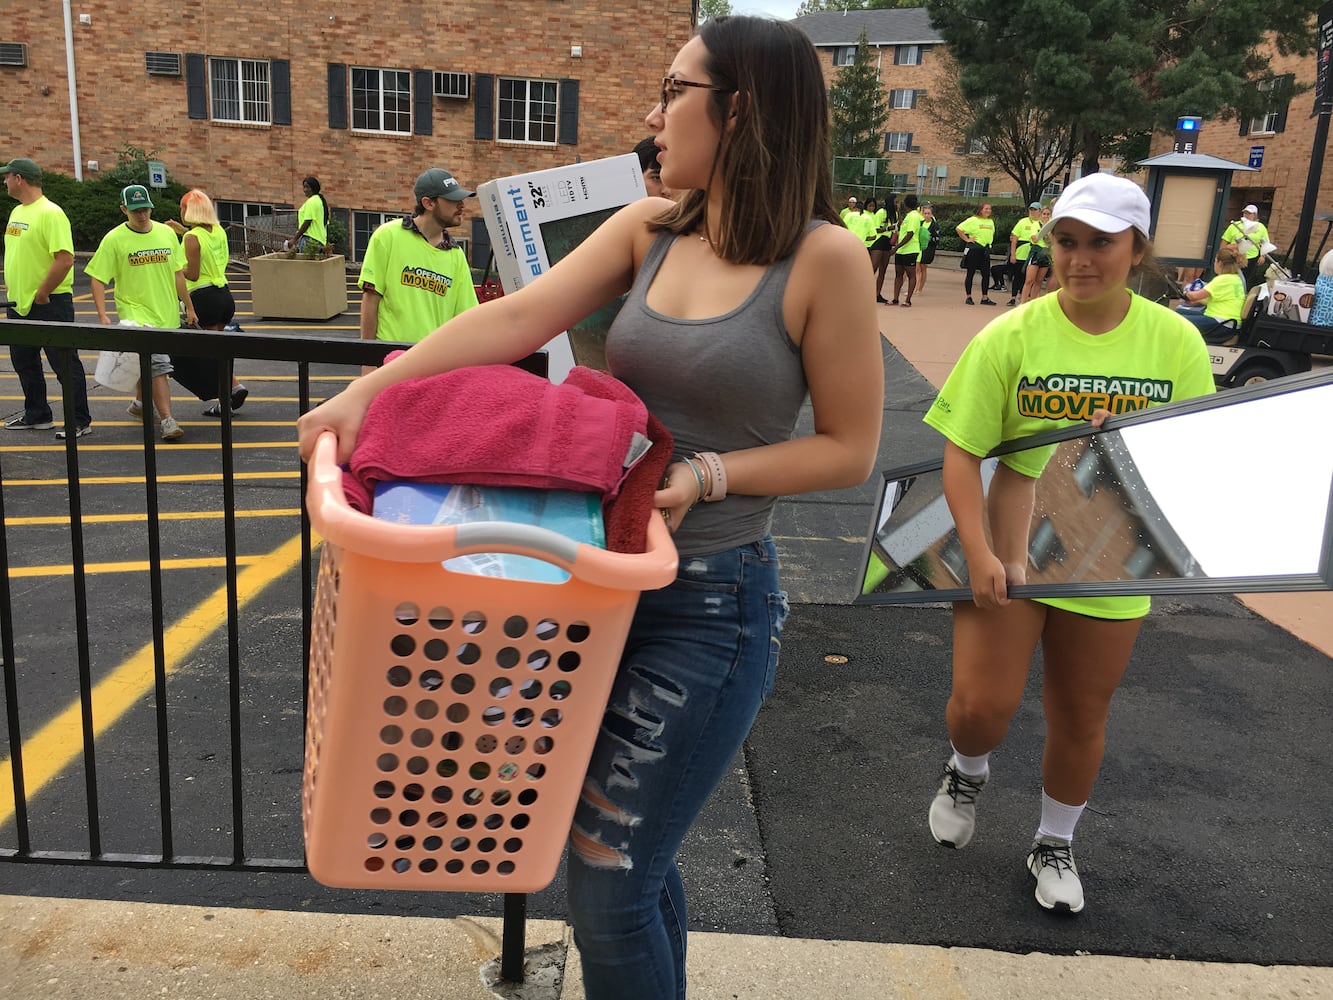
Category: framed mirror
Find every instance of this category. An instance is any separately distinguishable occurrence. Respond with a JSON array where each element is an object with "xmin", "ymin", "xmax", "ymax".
[{"xmin": 857, "ymin": 368, "xmax": 1333, "ymax": 604}]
